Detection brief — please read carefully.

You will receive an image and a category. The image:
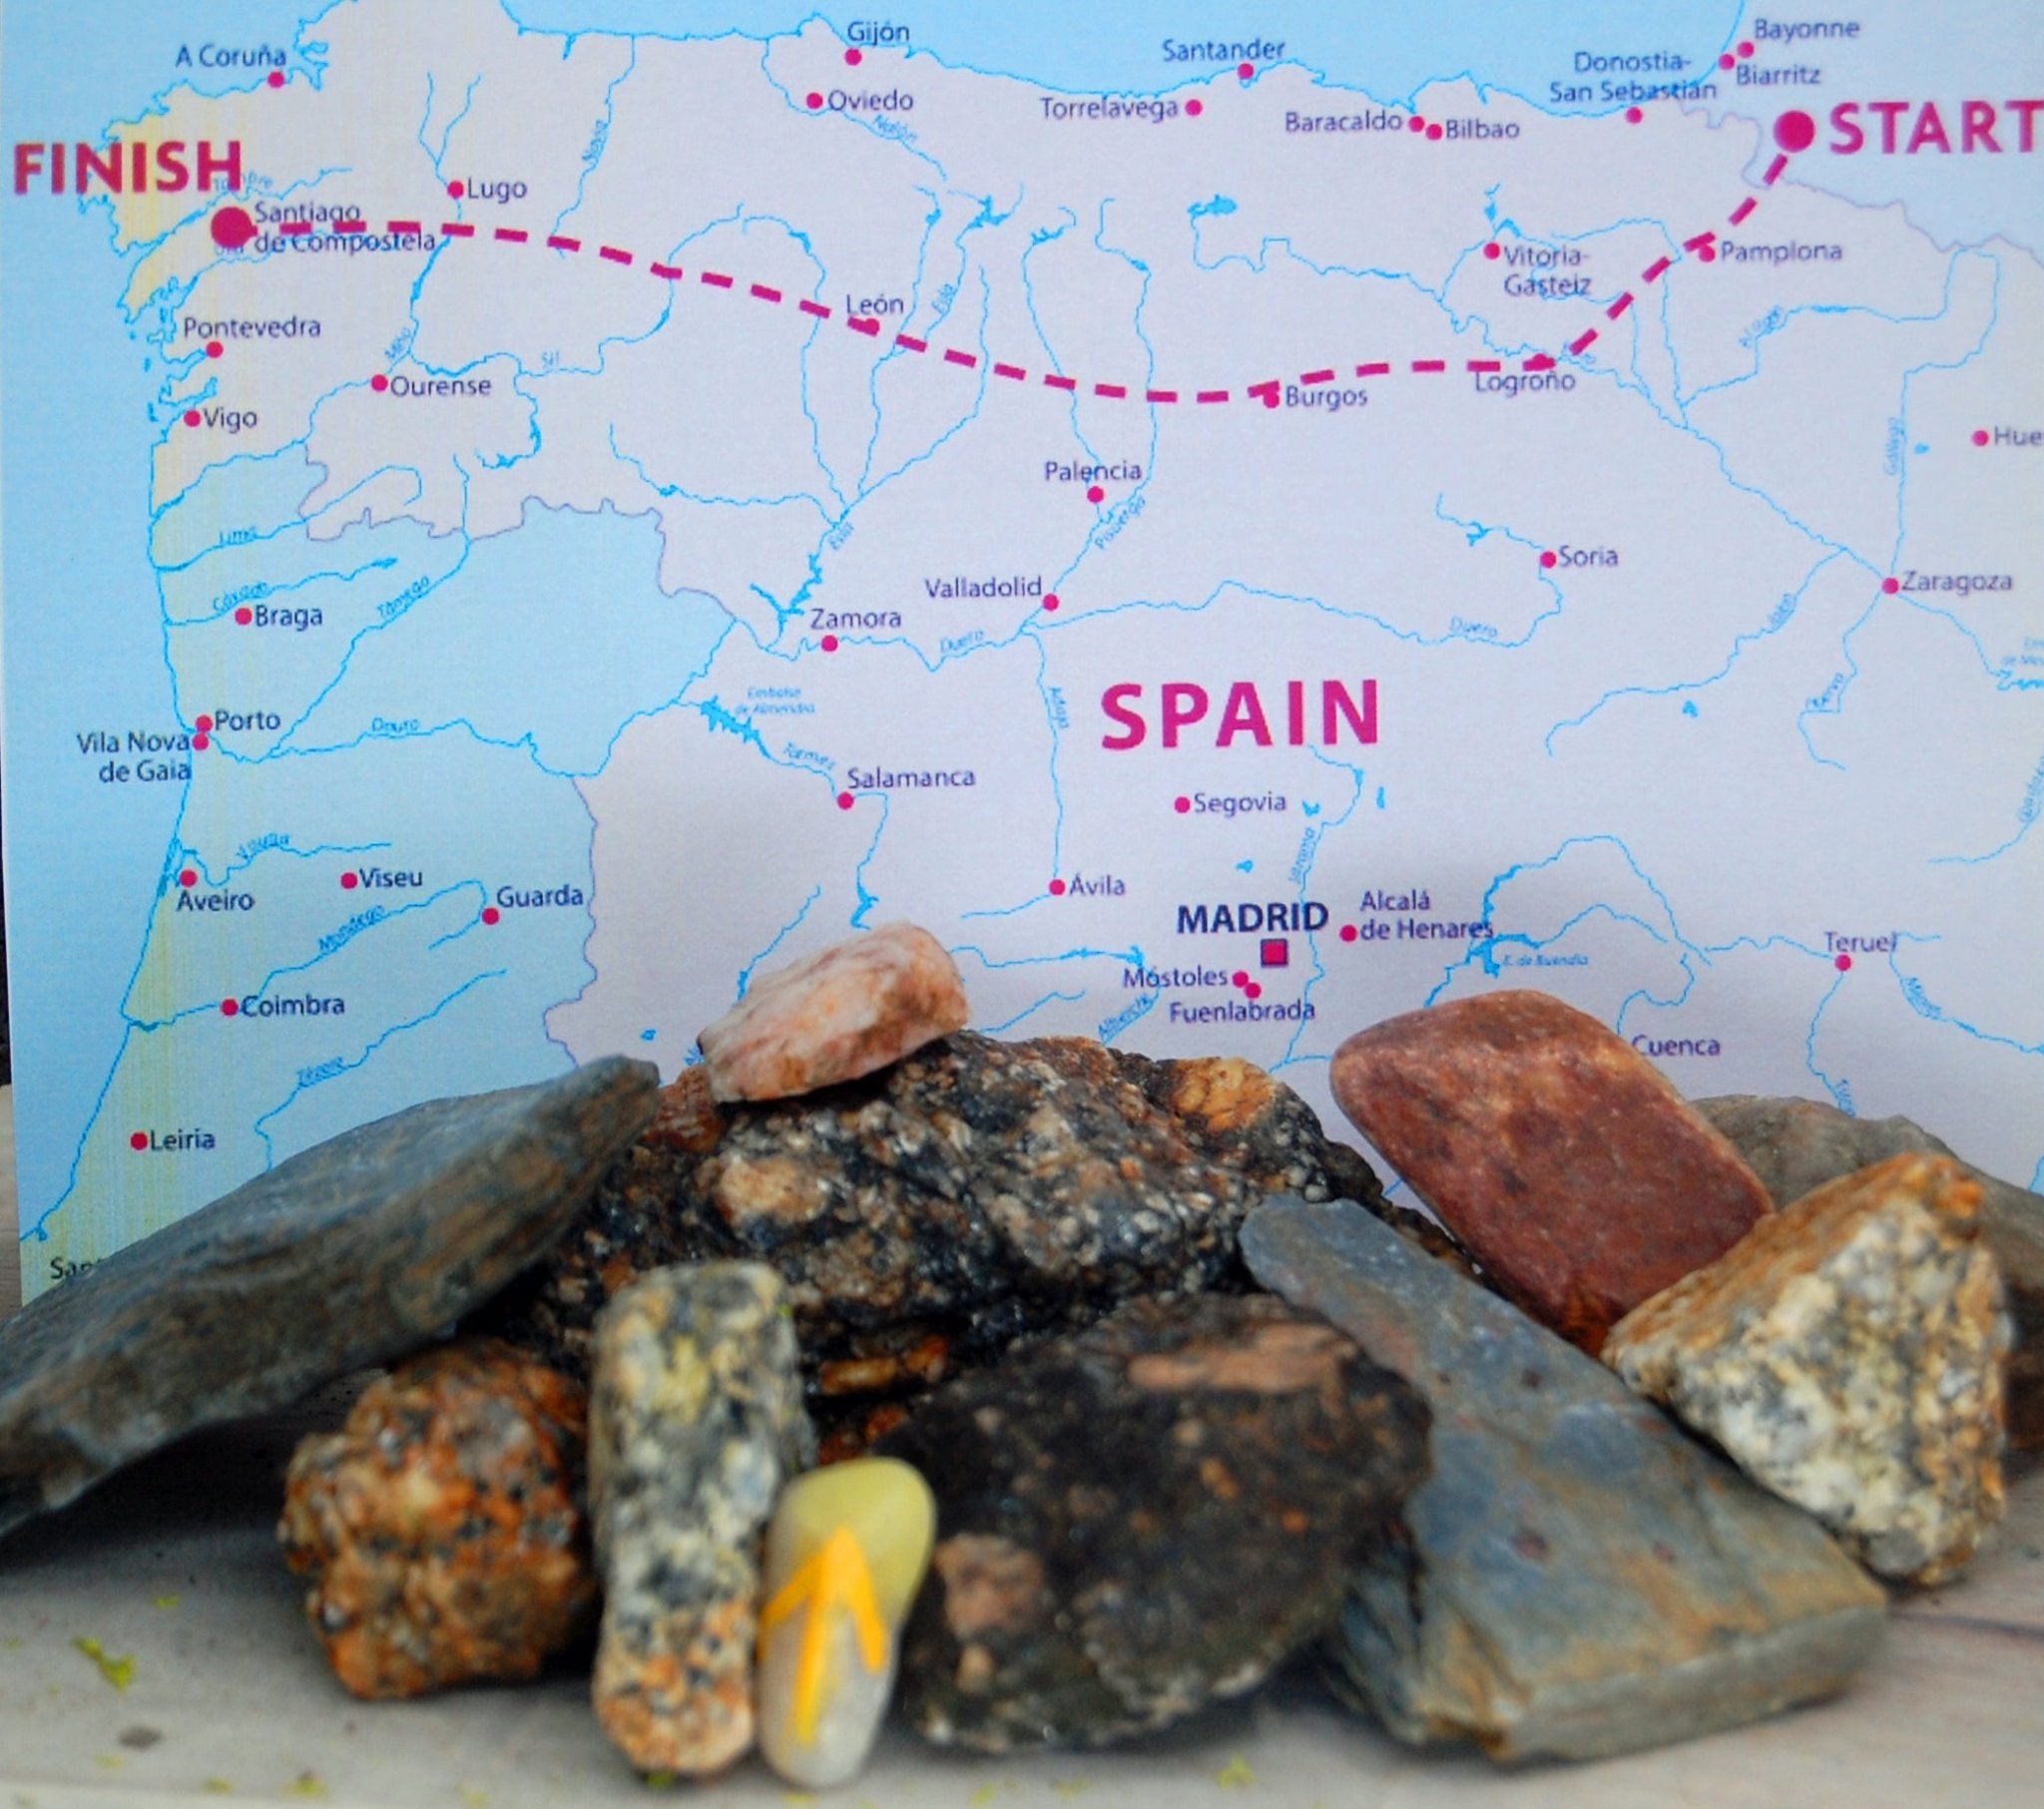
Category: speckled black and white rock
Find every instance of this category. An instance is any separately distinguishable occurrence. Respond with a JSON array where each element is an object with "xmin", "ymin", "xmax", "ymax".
[
  {"xmin": 1244, "ymin": 1197, "xmax": 1887, "ymax": 1763},
  {"xmin": 1606, "ymin": 1152, "xmax": 2008, "ymax": 1585},
  {"xmin": 484, "ymin": 1034, "xmax": 1389, "ymax": 1449},
  {"xmin": 0, "ymin": 1058, "xmax": 659, "ymax": 1546},
  {"xmin": 587, "ymin": 1262, "xmax": 813, "ymax": 1777},
  {"xmin": 876, "ymin": 1292, "xmax": 1430, "ymax": 1752},
  {"xmin": 1697, "ymin": 1094, "xmax": 2044, "ymax": 1450}
]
